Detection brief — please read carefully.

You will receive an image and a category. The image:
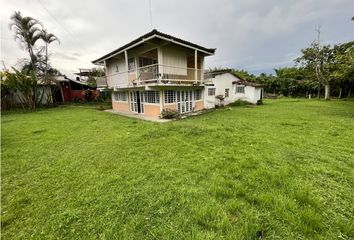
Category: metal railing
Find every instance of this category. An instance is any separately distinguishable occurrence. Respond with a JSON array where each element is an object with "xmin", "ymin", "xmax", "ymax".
[
  {"xmin": 96, "ymin": 76, "xmax": 108, "ymax": 88},
  {"xmin": 104, "ymin": 64, "xmax": 203, "ymax": 88}
]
